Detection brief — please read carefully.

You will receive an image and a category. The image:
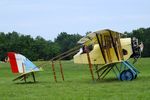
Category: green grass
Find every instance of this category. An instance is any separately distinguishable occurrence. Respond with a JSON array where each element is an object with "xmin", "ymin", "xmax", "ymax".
[{"xmin": 0, "ymin": 58, "xmax": 150, "ymax": 100}]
